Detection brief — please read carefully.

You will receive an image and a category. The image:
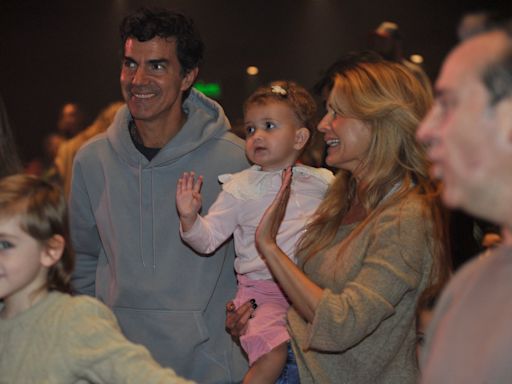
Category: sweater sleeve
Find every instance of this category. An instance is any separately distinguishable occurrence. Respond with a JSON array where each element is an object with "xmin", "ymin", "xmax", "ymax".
[
  {"xmin": 69, "ymin": 159, "xmax": 101, "ymax": 296},
  {"xmin": 305, "ymin": 198, "xmax": 431, "ymax": 351},
  {"xmin": 64, "ymin": 297, "xmax": 196, "ymax": 384},
  {"xmin": 180, "ymin": 191, "xmax": 240, "ymax": 254}
]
